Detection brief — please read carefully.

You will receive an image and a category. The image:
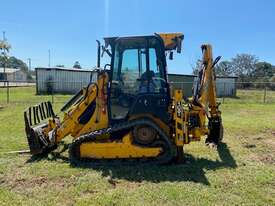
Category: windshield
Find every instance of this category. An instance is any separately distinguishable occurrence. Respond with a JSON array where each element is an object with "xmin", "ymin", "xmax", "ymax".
[{"xmin": 109, "ymin": 37, "xmax": 167, "ymax": 119}]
